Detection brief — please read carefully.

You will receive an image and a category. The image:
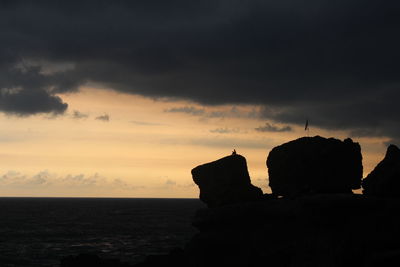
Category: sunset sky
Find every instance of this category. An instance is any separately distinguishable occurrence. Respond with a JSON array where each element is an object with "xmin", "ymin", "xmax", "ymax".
[{"xmin": 0, "ymin": 1, "xmax": 398, "ymax": 197}]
